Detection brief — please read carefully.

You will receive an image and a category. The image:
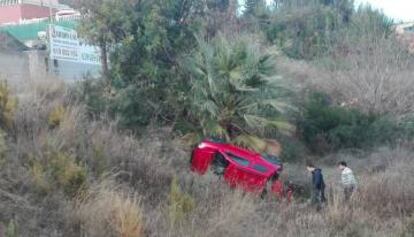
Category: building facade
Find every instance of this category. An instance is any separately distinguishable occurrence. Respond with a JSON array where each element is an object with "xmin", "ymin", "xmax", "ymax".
[{"xmin": 0, "ymin": 0, "xmax": 60, "ymax": 25}]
